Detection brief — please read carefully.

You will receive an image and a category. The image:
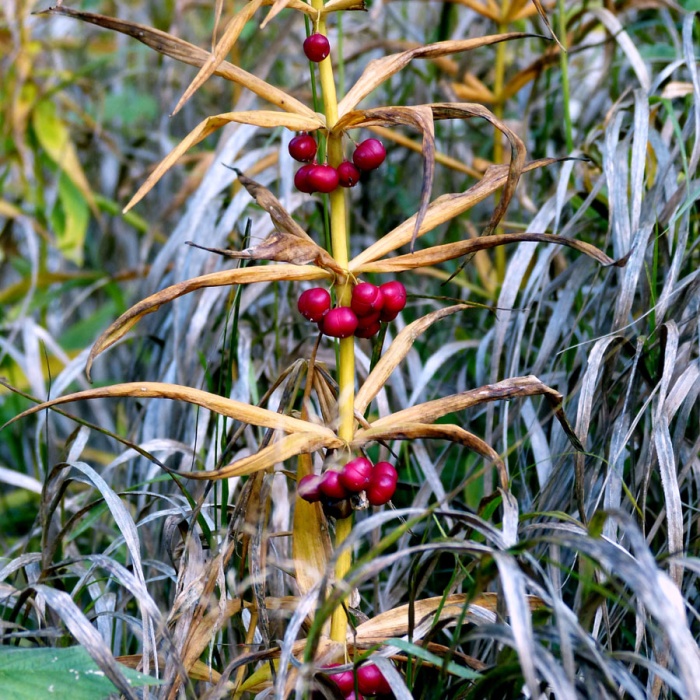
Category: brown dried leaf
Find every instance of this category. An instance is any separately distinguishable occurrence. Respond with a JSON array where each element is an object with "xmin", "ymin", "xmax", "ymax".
[
  {"xmin": 526, "ymin": 0, "xmax": 565, "ymax": 50},
  {"xmin": 352, "ymin": 593, "xmax": 546, "ymax": 644},
  {"xmin": 356, "ymin": 231, "xmax": 620, "ymax": 274},
  {"xmin": 349, "ymin": 158, "xmax": 558, "ymax": 270},
  {"xmin": 352, "ymin": 422, "xmax": 508, "ymax": 489},
  {"xmin": 3, "ymin": 382, "xmax": 337, "ymax": 439},
  {"xmin": 338, "ymin": 33, "xmax": 535, "ymax": 114},
  {"xmin": 124, "ymin": 110, "xmax": 323, "ymax": 212},
  {"xmin": 334, "ymin": 105, "xmax": 435, "ymax": 249},
  {"xmin": 368, "ymin": 375, "xmax": 584, "ymax": 452},
  {"xmin": 293, "ymin": 453, "xmax": 332, "ymax": 594},
  {"xmin": 355, "ymin": 305, "xmax": 470, "ymax": 414},
  {"xmin": 172, "ymin": 0, "xmax": 264, "ymax": 116},
  {"xmin": 41, "ymin": 7, "xmax": 314, "ymax": 117},
  {"xmin": 86, "ymin": 264, "xmax": 331, "ymax": 379},
  {"xmin": 323, "ymin": 0, "xmax": 367, "ymax": 11}
]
